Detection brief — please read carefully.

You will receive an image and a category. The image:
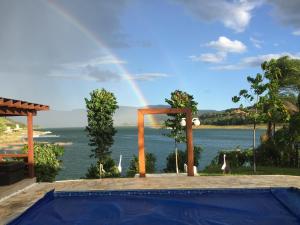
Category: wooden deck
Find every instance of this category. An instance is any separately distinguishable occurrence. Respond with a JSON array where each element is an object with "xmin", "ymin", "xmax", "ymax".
[{"xmin": 1, "ymin": 175, "xmax": 300, "ymax": 224}]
